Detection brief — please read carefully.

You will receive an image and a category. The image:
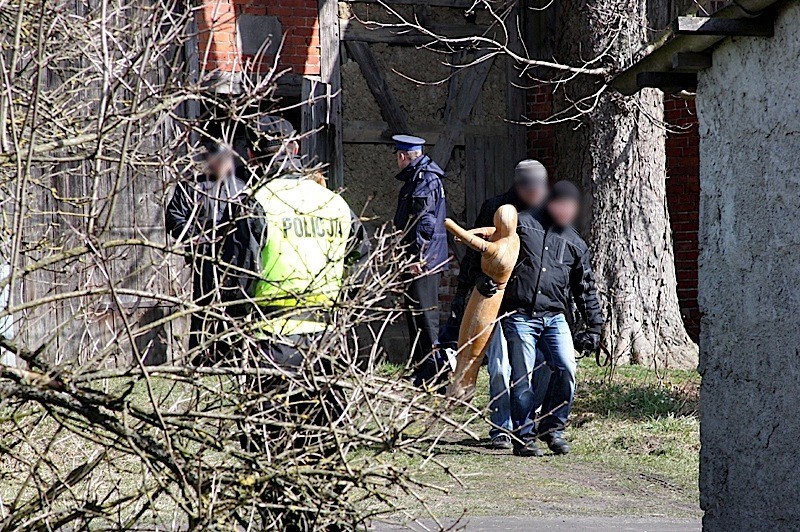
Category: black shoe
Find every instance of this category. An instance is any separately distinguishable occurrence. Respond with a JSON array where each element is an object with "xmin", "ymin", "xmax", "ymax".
[
  {"xmin": 541, "ymin": 435, "xmax": 571, "ymax": 455},
  {"xmin": 513, "ymin": 440, "xmax": 544, "ymax": 457},
  {"xmin": 490, "ymin": 434, "xmax": 513, "ymax": 450}
]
